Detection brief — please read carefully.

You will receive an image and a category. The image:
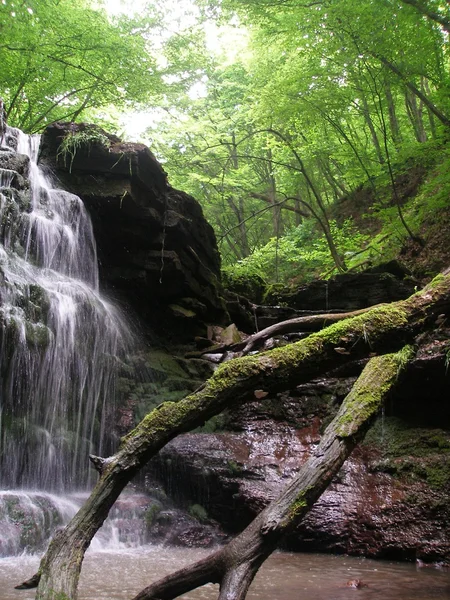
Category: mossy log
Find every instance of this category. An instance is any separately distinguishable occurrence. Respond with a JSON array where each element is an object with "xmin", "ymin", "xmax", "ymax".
[
  {"xmin": 18, "ymin": 272, "xmax": 450, "ymax": 600},
  {"xmin": 239, "ymin": 306, "xmax": 379, "ymax": 354},
  {"xmin": 131, "ymin": 348, "xmax": 413, "ymax": 600}
]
